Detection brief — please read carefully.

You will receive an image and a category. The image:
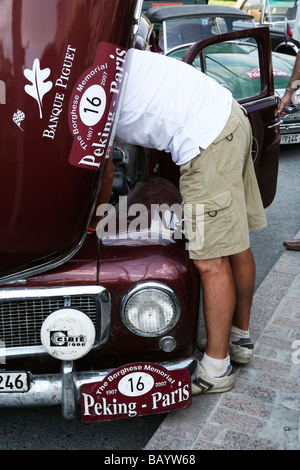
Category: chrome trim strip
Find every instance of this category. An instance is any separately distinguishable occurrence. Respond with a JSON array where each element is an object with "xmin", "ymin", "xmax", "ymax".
[
  {"xmin": 0, "ymin": 285, "xmax": 106, "ymax": 300},
  {"xmin": 242, "ymin": 95, "xmax": 277, "ymax": 107},
  {"xmin": 0, "ymin": 286, "xmax": 111, "ymax": 359},
  {"xmin": 163, "ymin": 21, "xmax": 168, "ymax": 54},
  {"xmin": 268, "ymin": 119, "xmax": 283, "ymax": 129},
  {"xmin": 133, "ymin": 0, "xmax": 144, "ymax": 38},
  {"xmin": 0, "ymin": 357, "xmax": 199, "ymax": 419},
  {"xmin": 2, "ymin": 346, "xmax": 46, "ymax": 359},
  {"xmin": 280, "ymin": 124, "xmax": 300, "ymax": 131},
  {"xmin": 274, "ymin": 40, "xmax": 299, "ymax": 55}
]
